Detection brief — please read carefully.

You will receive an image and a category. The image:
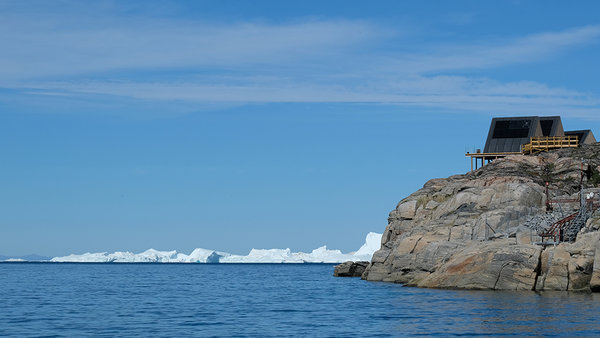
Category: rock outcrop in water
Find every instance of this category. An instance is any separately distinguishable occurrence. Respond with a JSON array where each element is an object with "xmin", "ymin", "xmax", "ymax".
[
  {"xmin": 348, "ymin": 144, "xmax": 600, "ymax": 291},
  {"xmin": 333, "ymin": 261, "xmax": 370, "ymax": 277}
]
